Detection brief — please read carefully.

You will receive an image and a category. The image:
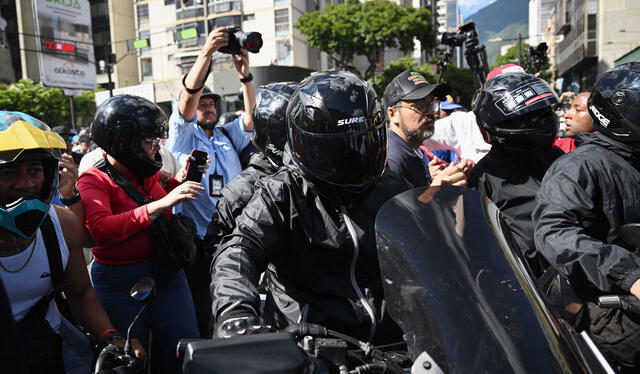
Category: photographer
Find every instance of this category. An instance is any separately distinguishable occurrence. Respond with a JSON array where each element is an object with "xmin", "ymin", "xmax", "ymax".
[{"xmin": 165, "ymin": 26, "xmax": 256, "ymax": 338}]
